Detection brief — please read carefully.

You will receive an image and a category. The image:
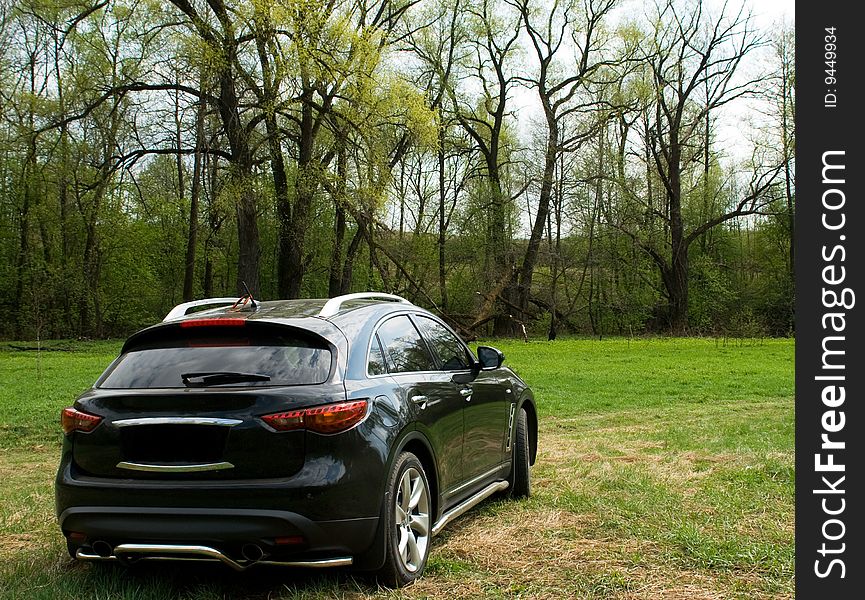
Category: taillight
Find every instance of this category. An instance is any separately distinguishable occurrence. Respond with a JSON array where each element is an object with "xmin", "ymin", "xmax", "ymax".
[
  {"xmin": 262, "ymin": 400, "xmax": 368, "ymax": 434},
  {"xmin": 304, "ymin": 401, "xmax": 369, "ymax": 433},
  {"xmin": 61, "ymin": 407, "xmax": 102, "ymax": 434},
  {"xmin": 262, "ymin": 409, "xmax": 305, "ymax": 431}
]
